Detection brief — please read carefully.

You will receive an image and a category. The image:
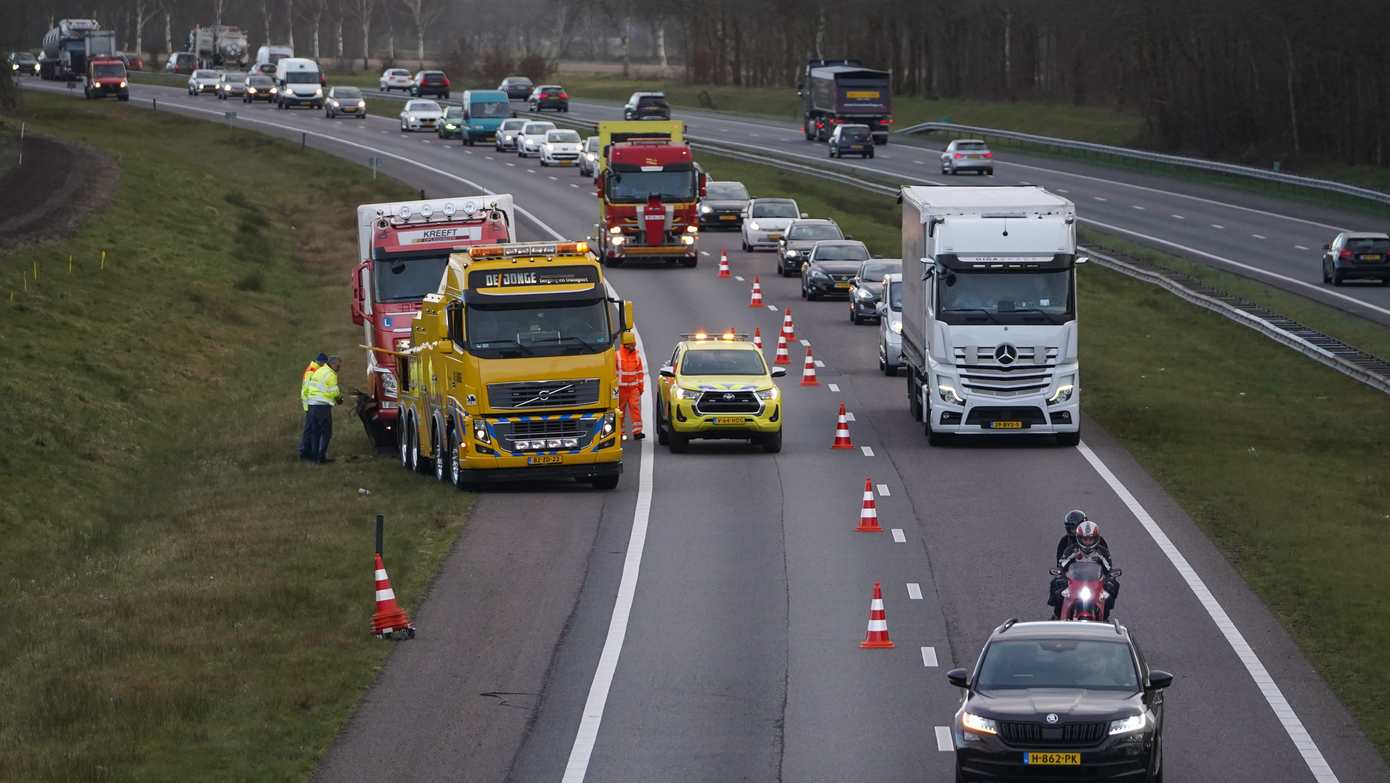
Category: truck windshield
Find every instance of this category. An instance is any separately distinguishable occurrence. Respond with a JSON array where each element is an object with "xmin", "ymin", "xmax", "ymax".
[
  {"xmin": 467, "ymin": 300, "xmax": 613, "ymax": 359},
  {"xmin": 471, "ymin": 100, "xmax": 508, "ymax": 117},
  {"xmin": 373, "ymin": 256, "xmax": 449, "ymax": 304},
  {"xmin": 607, "ymin": 170, "xmax": 697, "ymax": 203},
  {"xmin": 937, "ymin": 268, "xmax": 1074, "ymax": 324}
]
